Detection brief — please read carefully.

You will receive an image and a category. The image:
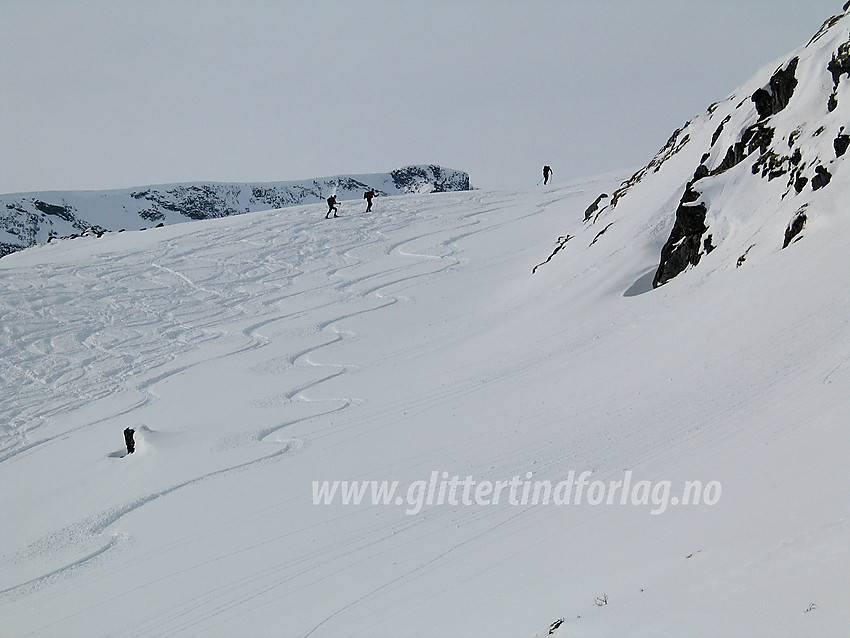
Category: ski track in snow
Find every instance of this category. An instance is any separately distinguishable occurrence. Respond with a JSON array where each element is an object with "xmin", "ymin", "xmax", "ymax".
[
  {"xmin": 1, "ymin": 167, "xmax": 846, "ymax": 637},
  {"xmin": 0, "ymin": 188, "xmax": 582, "ymax": 616},
  {"xmin": 140, "ymin": 190, "xmax": 604, "ymax": 638}
]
